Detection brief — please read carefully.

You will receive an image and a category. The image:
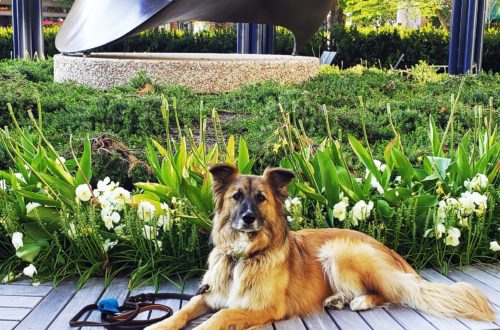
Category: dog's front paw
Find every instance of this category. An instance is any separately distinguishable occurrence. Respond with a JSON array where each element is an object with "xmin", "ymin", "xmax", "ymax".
[{"xmin": 324, "ymin": 293, "xmax": 350, "ymax": 310}]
